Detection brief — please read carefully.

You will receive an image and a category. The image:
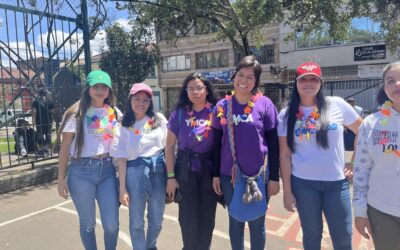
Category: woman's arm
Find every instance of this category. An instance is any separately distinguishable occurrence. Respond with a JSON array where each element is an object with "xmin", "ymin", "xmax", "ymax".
[
  {"xmin": 353, "ymin": 122, "xmax": 374, "ymax": 239},
  {"xmin": 279, "ymin": 136, "xmax": 296, "ymax": 212},
  {"xmin": 212, "ymin": 128, "xmax": 222, "ymax": 195},
  {"xmin": 344, "ymin": 117, "xmax": 363, "ymax": 179},
  {"xmin": 265, "ymin": 127, "xmax": 280, "ymax": 196},
  {"xmin": 118, "ymin": 158, "xmax": 129, "ymax": 206},
  {"xmin": 57, "ymin": 132, "xmax": 74, "ymax": 199},
  {"xmin": 165, "ymin": 130, "xmax": 179, "ymax": 198}
]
